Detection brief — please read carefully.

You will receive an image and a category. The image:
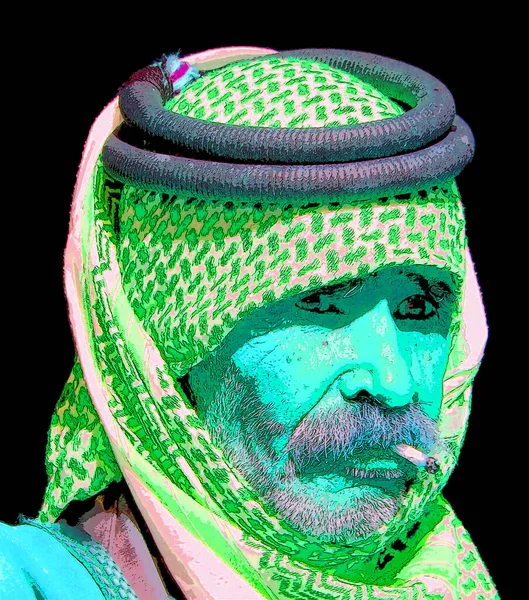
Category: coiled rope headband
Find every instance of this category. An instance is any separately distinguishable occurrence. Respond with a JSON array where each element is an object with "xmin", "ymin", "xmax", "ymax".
[{"xmin": 102, "ymin": 48, "xmax": 474, "ymax": 200}]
